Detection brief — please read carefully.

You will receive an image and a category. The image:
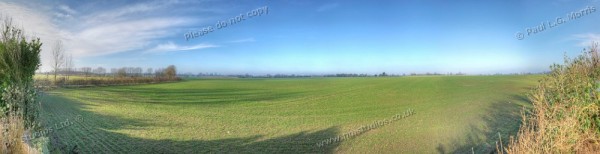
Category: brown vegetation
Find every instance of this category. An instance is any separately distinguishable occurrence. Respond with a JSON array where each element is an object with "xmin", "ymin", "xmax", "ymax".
[
  {"xmin": 503, "ymin": 43, "xmax": 600, "ymax": 153},
  {"xmin": 0, "ymin": 113, "xmax": 30, "ymax": 153},
  {"xmin": 60, "ymin": 76, "xmax": 179, "ymax": 87},
  {"xmin": 36, "ymin": 65, "xmax": 181, "ymax": 88}
]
